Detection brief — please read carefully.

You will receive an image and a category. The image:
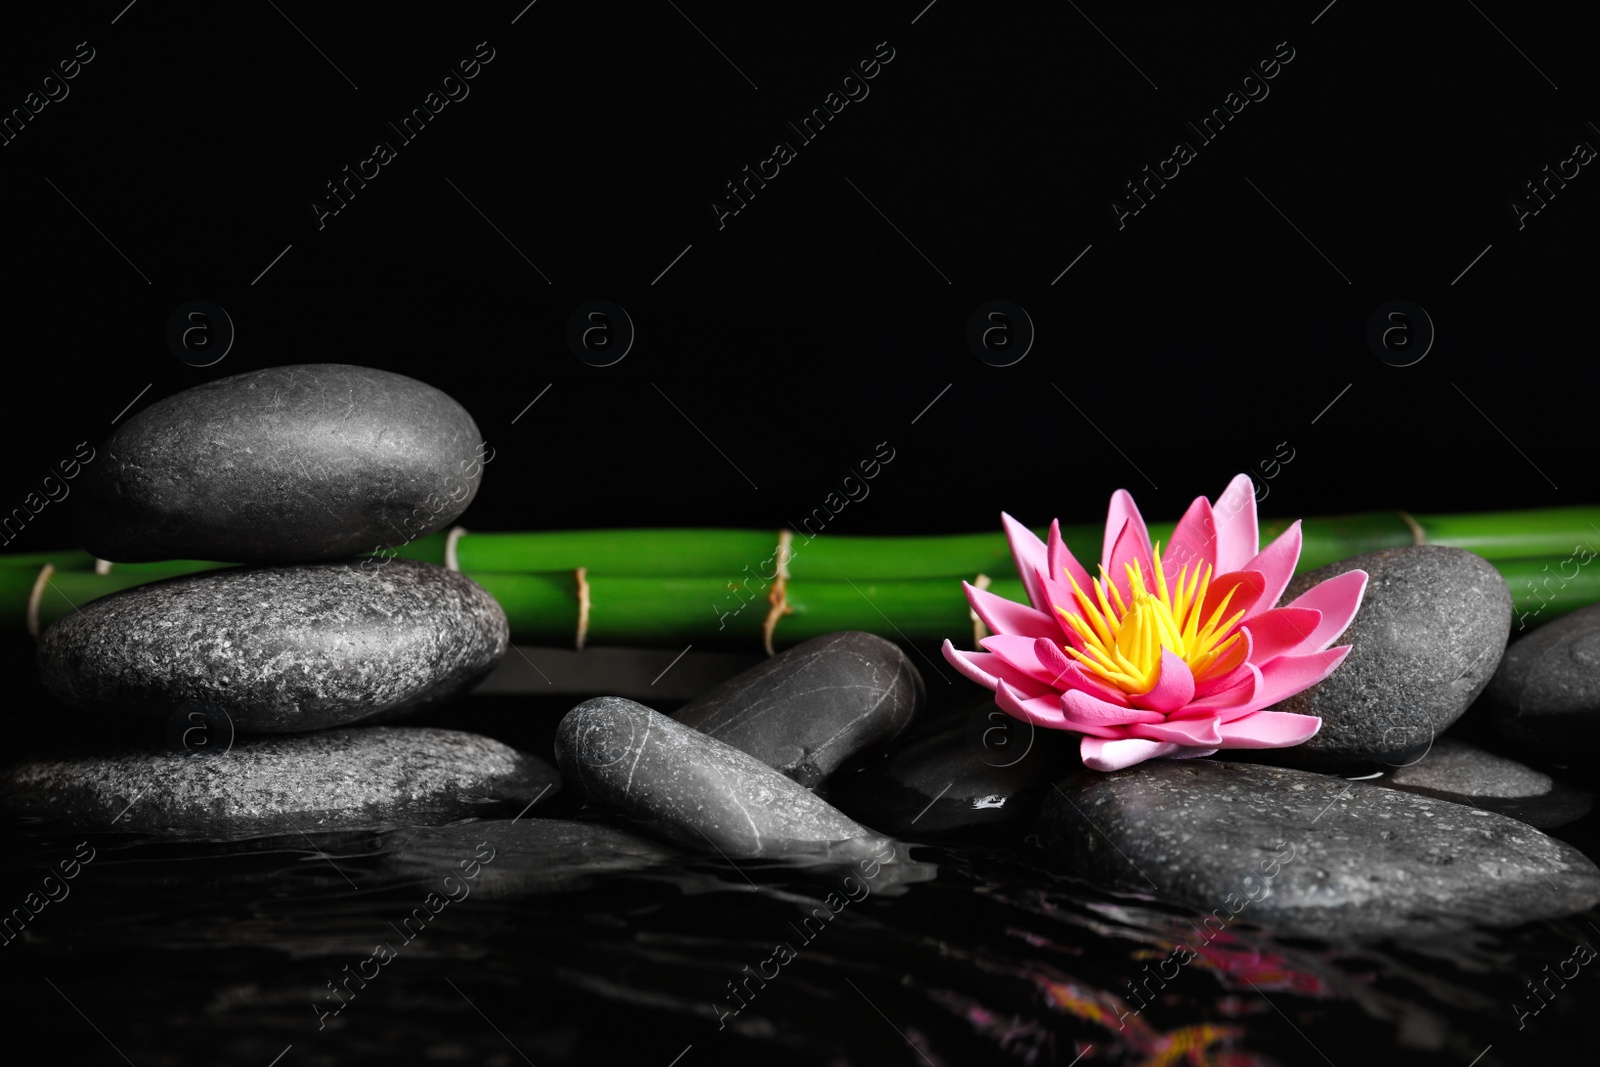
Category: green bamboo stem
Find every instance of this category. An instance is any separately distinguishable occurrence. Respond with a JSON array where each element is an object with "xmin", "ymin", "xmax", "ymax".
[
  {"xmin": 15, "ymin": 507, "xmax": 1599, "ymax": 580},
  {"xmin": 451, "ymin": 506, "xmax": 1566, "ymax": 571},
  {"xmin": 1409, "ymin": 509, "xmax": 1600, "ymax": 561},
  {"xmin": 9, "ymin": 555, "xmax": 1599, "ymax": 646}
]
